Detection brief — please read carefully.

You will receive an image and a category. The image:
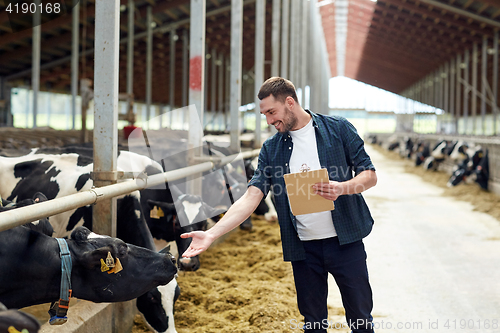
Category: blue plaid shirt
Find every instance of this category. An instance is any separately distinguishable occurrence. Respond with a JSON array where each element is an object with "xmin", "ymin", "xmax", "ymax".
[{"xmin": 248, "ymin": 110, "xmax": 375, "ymax": 261}]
